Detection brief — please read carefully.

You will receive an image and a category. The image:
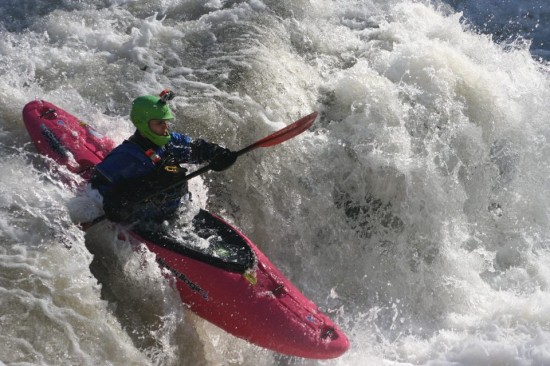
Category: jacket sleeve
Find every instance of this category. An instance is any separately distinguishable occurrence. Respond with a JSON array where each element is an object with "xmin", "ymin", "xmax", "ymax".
[
  {"xmin": 190, "ymin": 138, "xmax": 228, "ymax": 163},
  {"xmin": 168, "ymin": 132, "xmax": 227, "ymax": 164}
]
